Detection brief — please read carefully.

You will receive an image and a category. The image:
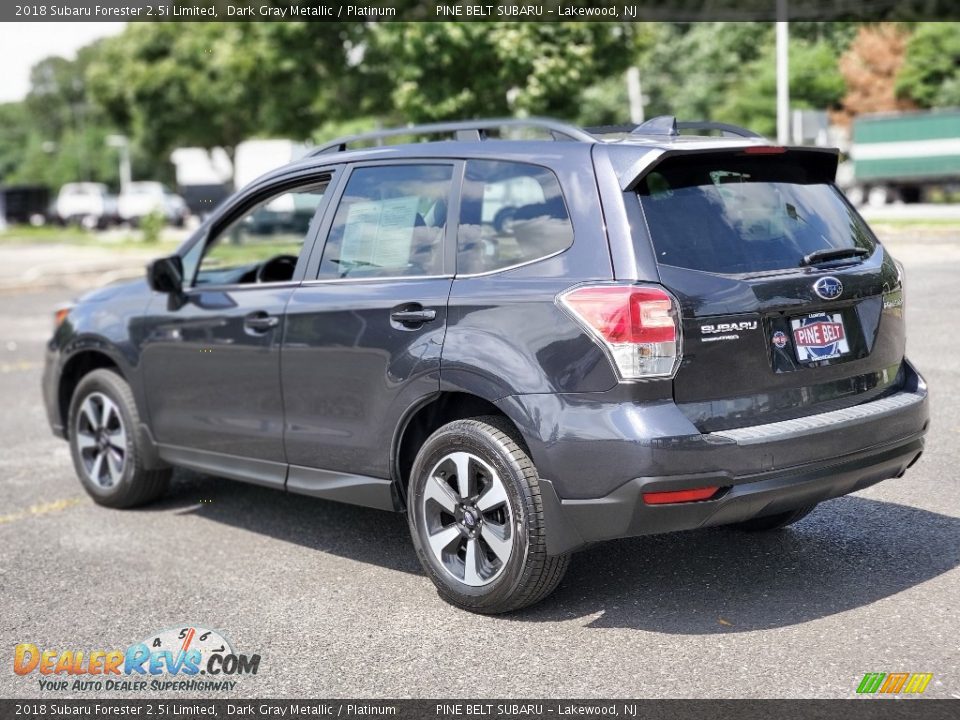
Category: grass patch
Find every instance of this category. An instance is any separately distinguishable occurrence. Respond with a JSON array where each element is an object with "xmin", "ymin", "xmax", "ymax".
[
  {"xmin": 0, "ymin": 225, "xmax": 181, "ymax": 252},
  {"xmin": 865, "ymin": 218, "xmax": 960, "ymax": 228},
  {"xmin": 201, "ymin": 243, "xmax": 303, "ymax": 268}
]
